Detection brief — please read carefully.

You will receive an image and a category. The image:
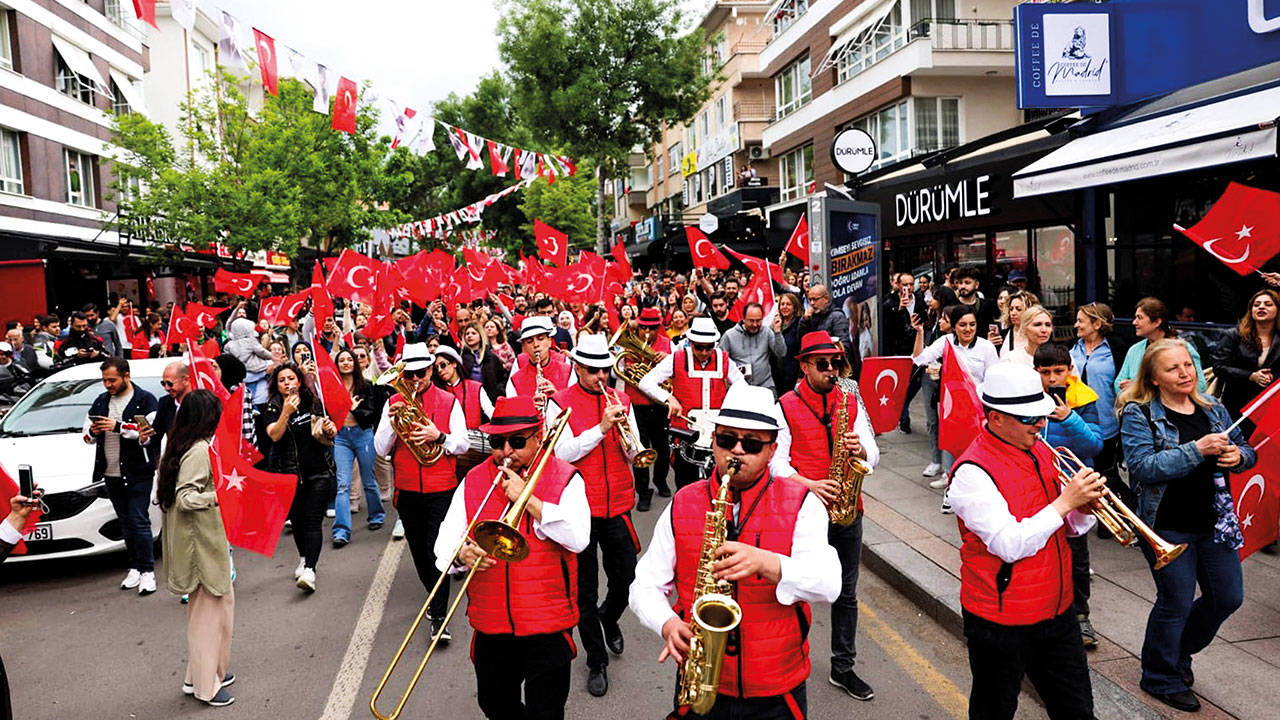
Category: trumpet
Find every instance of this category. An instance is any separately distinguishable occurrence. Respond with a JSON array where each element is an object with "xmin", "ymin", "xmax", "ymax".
[
  {"xmin": 607, "ymin": 387, "xmax": 657, "ymax": 468},
  {"xmin": 1044, "ymin": 443, "xmax": 1186, "ymax": 570},
  {"xmin": 369, "ymin": 411, "xmax": 573, "ymax": 720}
]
